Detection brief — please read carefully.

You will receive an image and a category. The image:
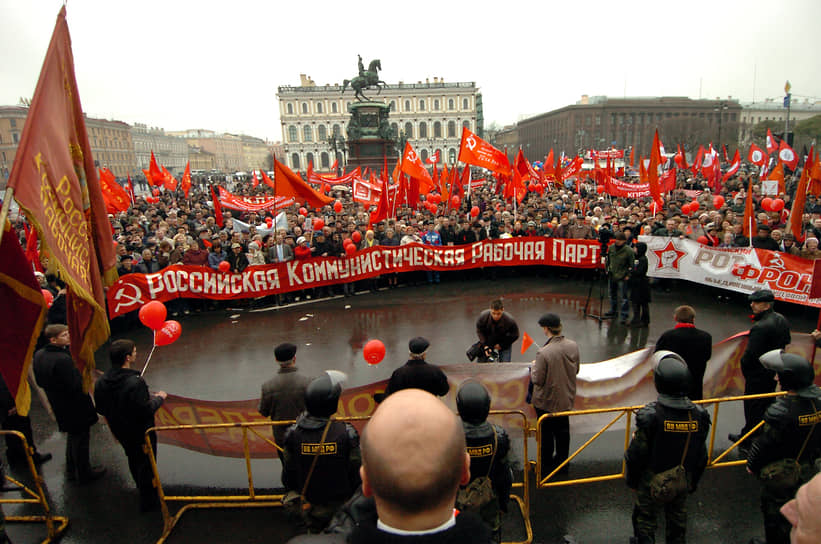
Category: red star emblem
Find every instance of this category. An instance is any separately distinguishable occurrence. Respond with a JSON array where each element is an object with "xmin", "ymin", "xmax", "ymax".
[{"xmin": 652, "ymin": 240, "xmax": 687, "ymax": 270}]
